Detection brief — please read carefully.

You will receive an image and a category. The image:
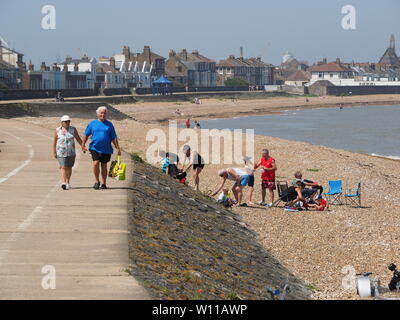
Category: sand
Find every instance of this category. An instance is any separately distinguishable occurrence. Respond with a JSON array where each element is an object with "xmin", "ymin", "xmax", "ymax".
[
  {"xmin": 114, "ymin": 94, "xmax": 400, "ymax": 123},
  {"xmin": 14, "ymin": 95, "xmax": 400, "ymax": 300}
]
